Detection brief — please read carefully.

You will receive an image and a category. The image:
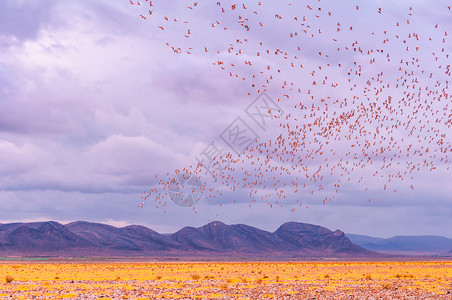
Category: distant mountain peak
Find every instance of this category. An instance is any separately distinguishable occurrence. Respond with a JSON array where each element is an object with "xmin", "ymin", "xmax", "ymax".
[{"xmin": 347, "ymin": 233, "xmax": 452, "ymax": 255}]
